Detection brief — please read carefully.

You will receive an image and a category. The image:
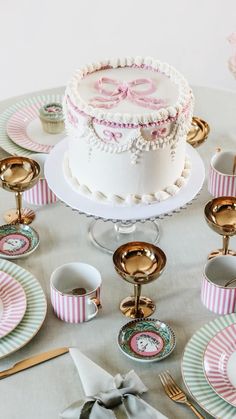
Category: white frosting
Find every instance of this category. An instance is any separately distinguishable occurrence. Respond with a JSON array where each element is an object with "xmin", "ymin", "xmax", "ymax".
[
  {"xmin": 63, "ymin": 152, "xmax": 191, "ymax": 205},
  {"xmin": 64, "ymin": 56, "xmax": 193, "ymax": 206},
  {"xmin": 66, "ymin": 56, "xmax": 192, "ymax": 125}
]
